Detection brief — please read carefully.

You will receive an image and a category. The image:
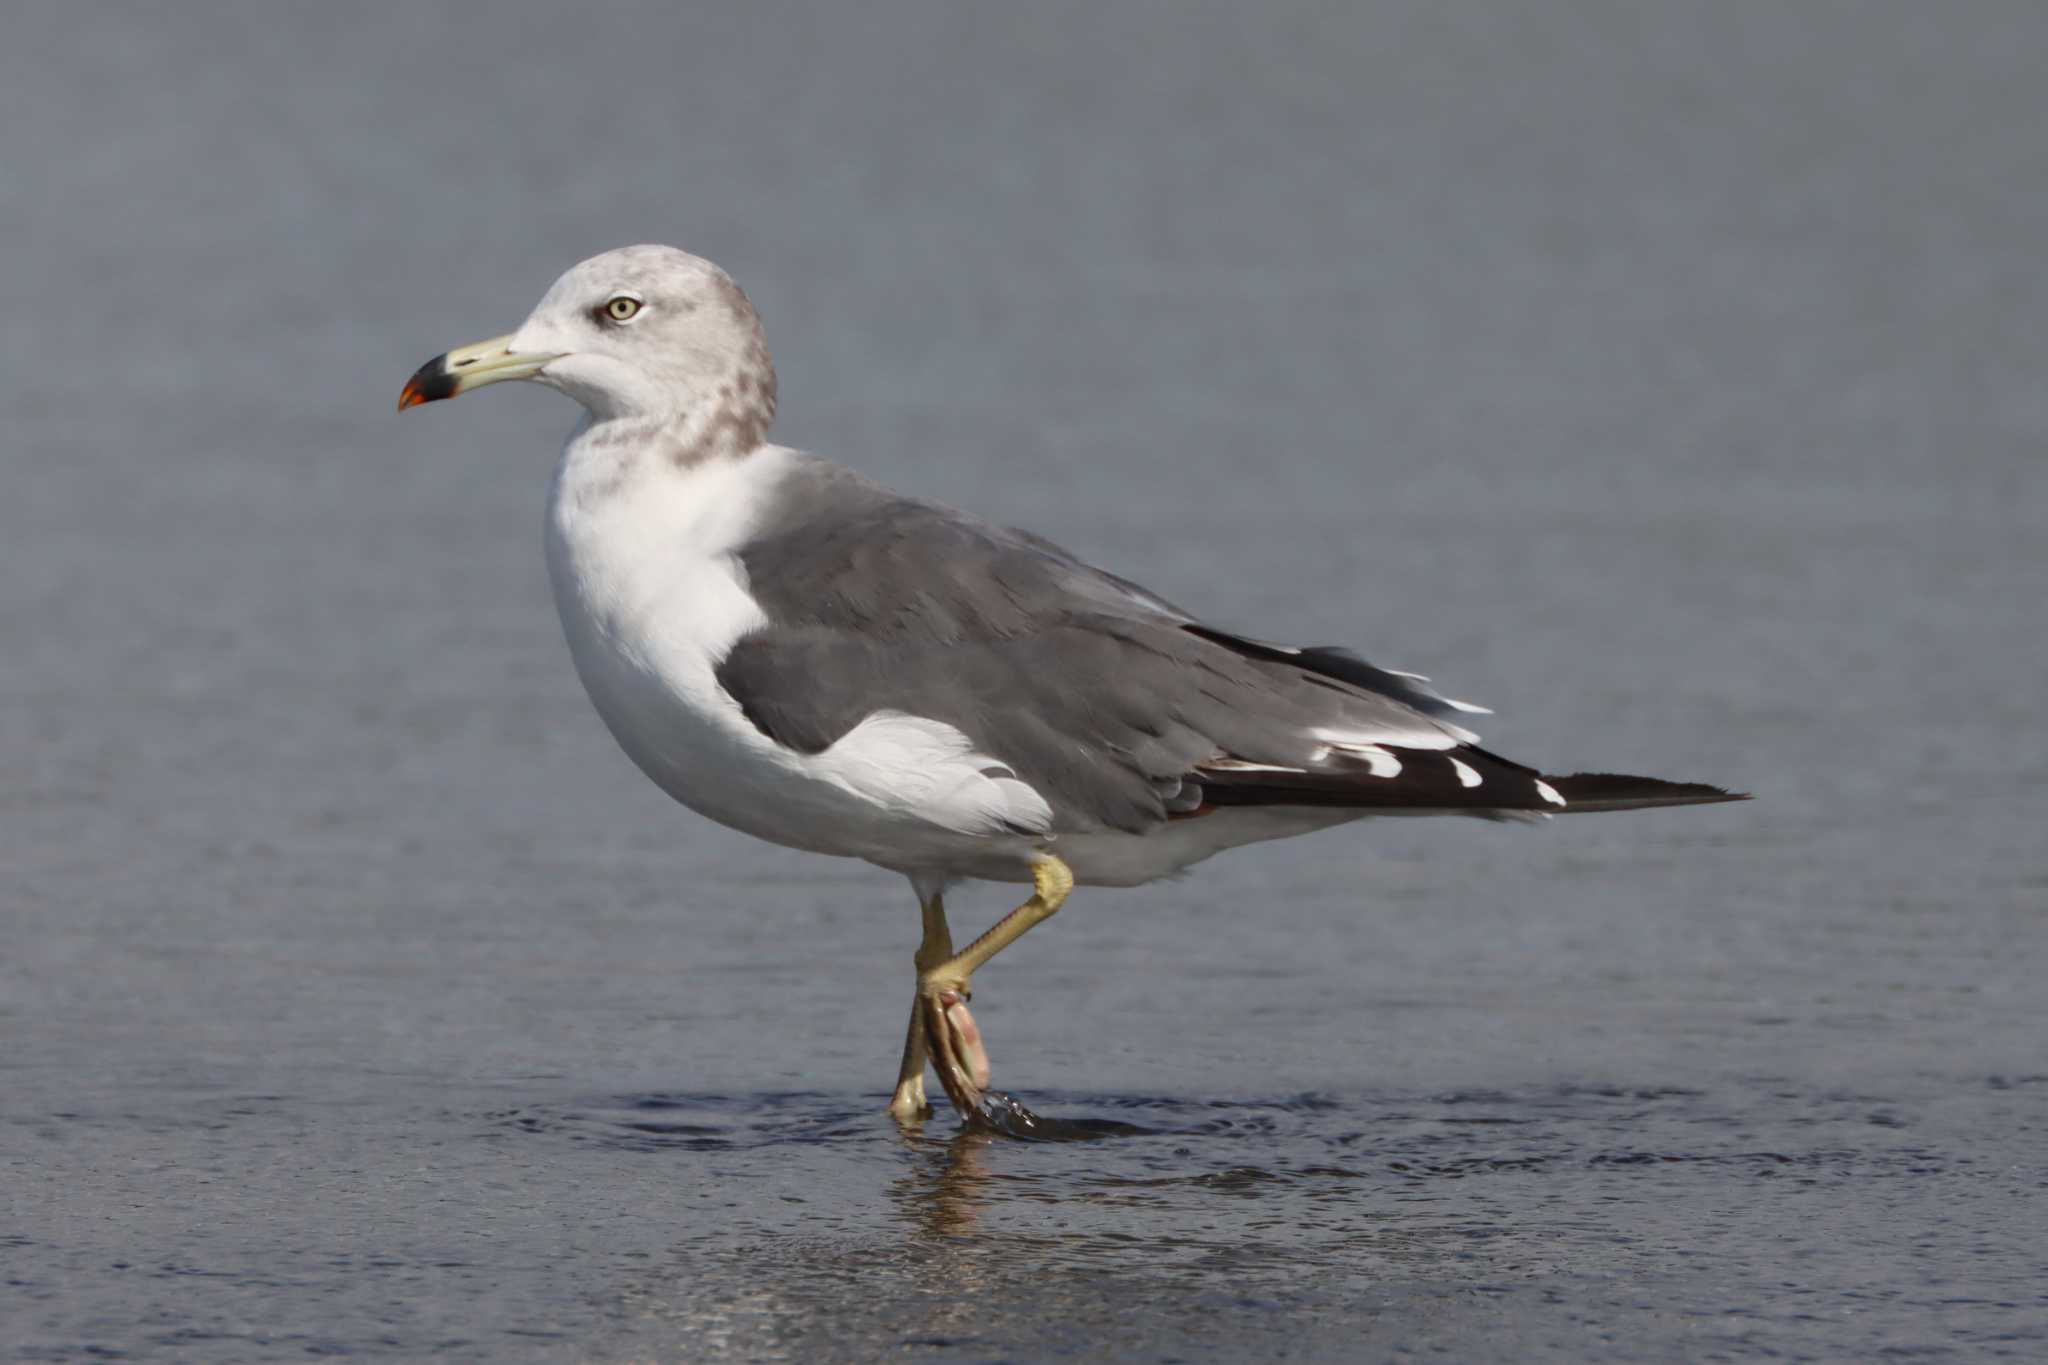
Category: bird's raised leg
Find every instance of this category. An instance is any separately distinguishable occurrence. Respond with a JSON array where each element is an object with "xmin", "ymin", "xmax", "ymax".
[{"xmin": 917, "ymin": 855, "xmax": 1075, "ymax": 1120}]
